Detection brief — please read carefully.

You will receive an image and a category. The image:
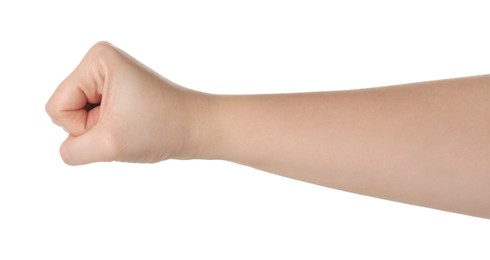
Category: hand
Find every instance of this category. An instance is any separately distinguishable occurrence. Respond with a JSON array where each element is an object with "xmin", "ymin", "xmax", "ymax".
[{"xmin": 46, "ymin": 42, "xmax": 214, "ymax": 165}]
